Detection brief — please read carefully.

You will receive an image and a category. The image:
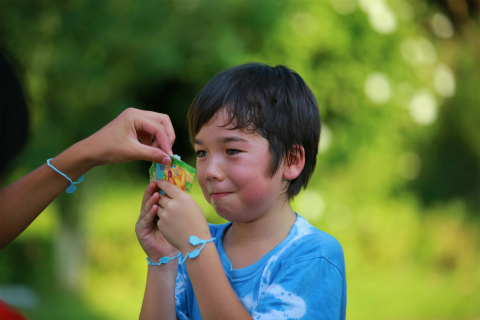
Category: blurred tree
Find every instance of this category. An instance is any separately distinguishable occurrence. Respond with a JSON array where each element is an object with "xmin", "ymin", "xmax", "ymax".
[
  {"xmin": 0, "ymin": 0, "xmax": 478, "ymax": 318},
  {"xmin": 409, "ymin": 0, "xmax": 480, "ymax": 213},
  {"xmin": 0, "ymin": 0, "xmax": 288, "ymax": 290}
]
